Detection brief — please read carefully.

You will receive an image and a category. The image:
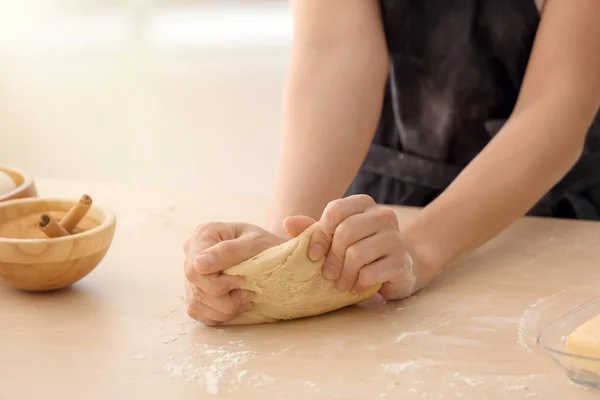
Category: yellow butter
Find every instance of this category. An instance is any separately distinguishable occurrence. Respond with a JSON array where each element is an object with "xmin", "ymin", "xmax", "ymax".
[{"xmin": 566, "ymin": 314, "xmax": 600, "ymax": 376}]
